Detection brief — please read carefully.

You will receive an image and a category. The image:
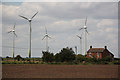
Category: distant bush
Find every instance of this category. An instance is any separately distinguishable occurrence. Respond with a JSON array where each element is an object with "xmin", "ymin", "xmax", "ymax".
[
  {"xmin": 103, "ymin": 56, "xmax": 112, "ymax": 62},
  {"xmin": 42, "ymin": 51, "xmax": 55, "ymax": 62},
  {"xmin": 15, "ymin": 55, "xmax": 22, "ymax": 61},
  {"xmin": 113, "ymin": 60, "xmax": 120, "ymax": 65},
  {"xmin": 77, "ymin": 54, "xmax": 86, "ymax": 62}
]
